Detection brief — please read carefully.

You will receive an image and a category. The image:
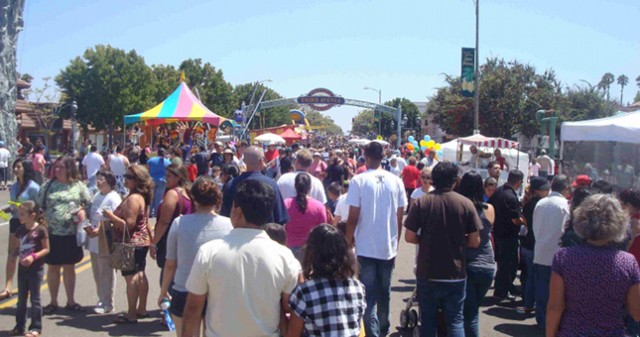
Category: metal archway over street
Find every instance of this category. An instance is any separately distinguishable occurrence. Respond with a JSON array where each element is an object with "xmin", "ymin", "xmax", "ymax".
[{"xmin": 246, "ymin": 88, "xmax": 403, "ymax": 146}]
